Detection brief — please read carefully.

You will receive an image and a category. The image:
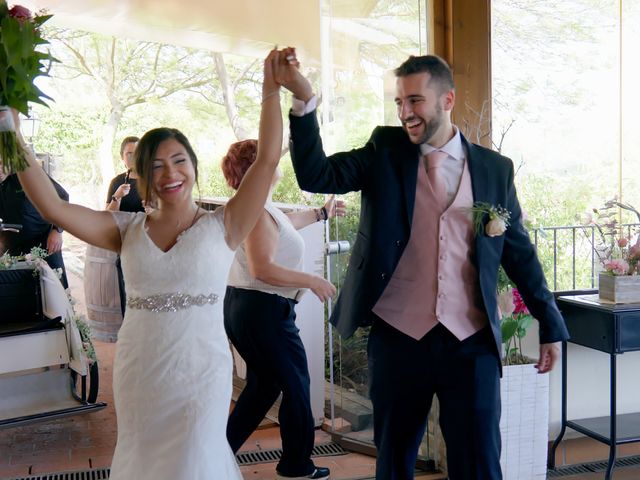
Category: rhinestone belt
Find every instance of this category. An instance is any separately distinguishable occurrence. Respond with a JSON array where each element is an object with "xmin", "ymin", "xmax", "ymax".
[{"xmin": 127, "ymin": 292, "xmax": 219, "ymax": 313}]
